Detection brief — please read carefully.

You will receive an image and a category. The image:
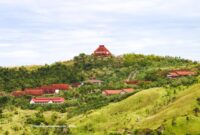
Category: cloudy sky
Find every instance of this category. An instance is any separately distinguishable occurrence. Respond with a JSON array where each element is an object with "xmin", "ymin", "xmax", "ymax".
[{"xmin": 0, "ymin": 0, "xmax": 200, "ymax": 66}]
